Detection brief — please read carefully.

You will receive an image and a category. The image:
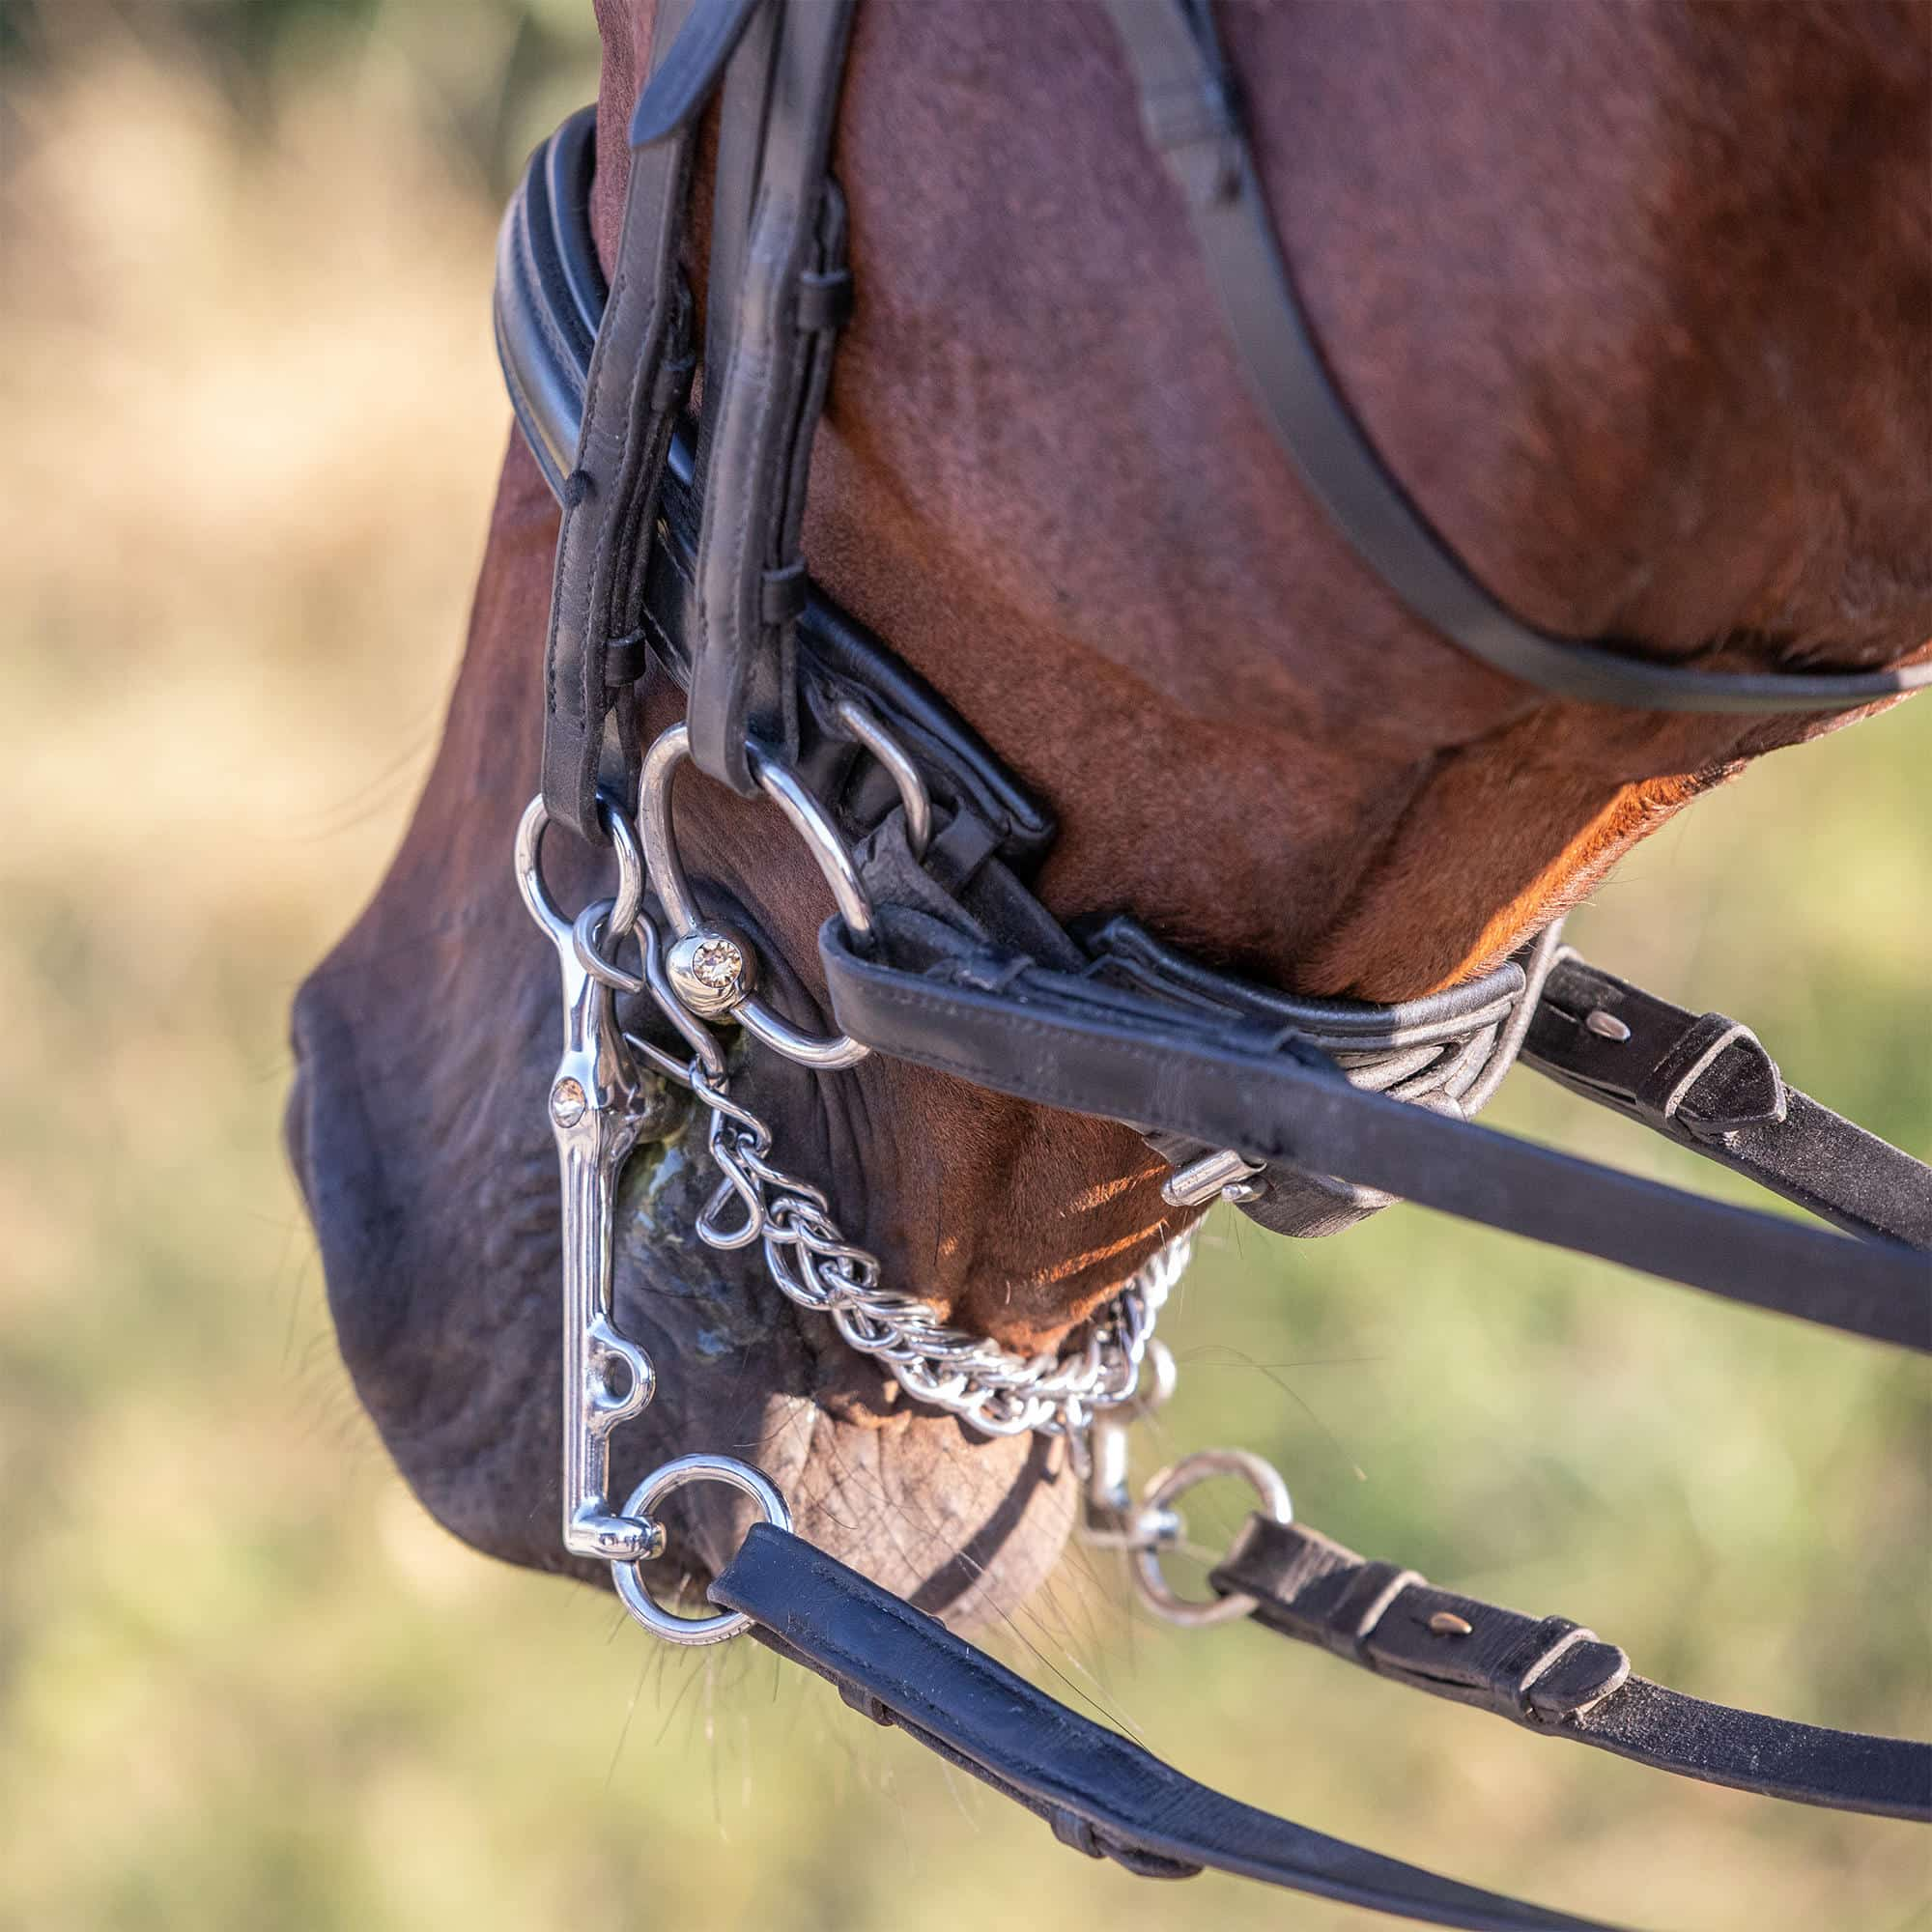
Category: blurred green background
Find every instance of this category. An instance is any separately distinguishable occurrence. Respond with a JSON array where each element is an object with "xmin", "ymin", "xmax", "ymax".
[{"xmin": 1, "ymin": 5, "xmax": 1926, "ymax": 1929}]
